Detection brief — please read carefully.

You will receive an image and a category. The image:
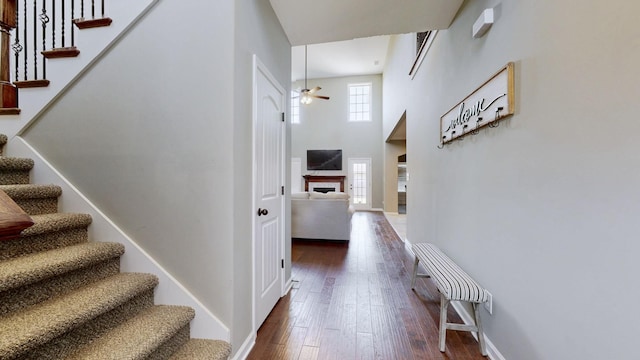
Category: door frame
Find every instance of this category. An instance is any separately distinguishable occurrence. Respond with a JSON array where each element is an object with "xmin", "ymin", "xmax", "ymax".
[{"xmin": 251, "ymin": 54, "xmax": 287, "ymax": 332}]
